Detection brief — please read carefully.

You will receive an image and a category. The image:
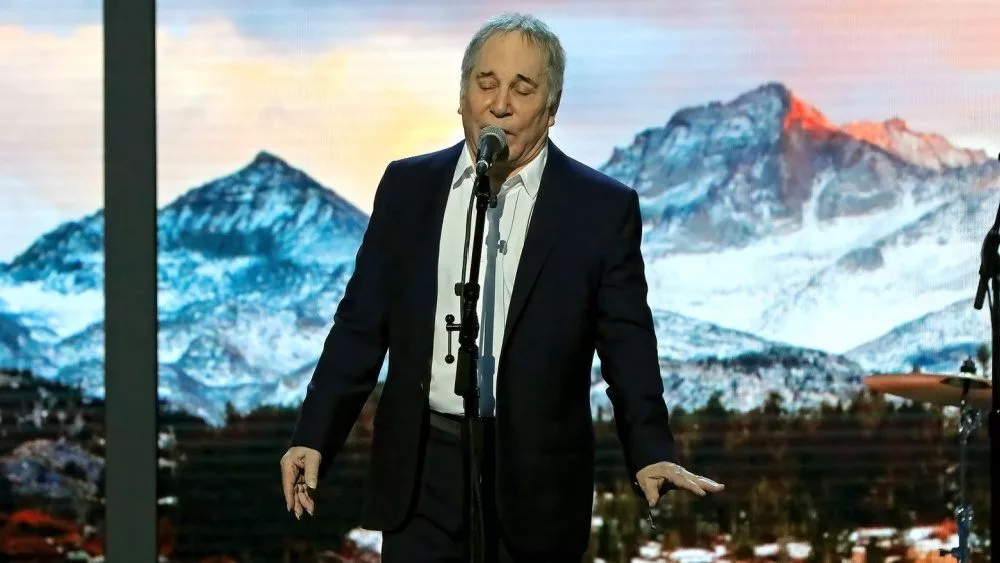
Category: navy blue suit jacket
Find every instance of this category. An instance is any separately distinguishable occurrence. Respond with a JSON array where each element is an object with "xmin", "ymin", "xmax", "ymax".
[{"xmin": 290, "ymin": 139, "xmax": 676, "ymax": 553}]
